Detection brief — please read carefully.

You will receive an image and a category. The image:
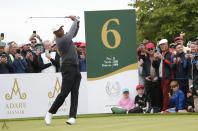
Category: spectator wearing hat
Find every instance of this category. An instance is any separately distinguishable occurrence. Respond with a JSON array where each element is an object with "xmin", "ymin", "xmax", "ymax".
[
  {"xmin": 21, "ymin": 41, "xmax": 40, "ymax": 73},
  {"xmin": 129, "ymin": 85, "xmax": 149, "ymax": 113},
  {"xmin": 111, "ymin": 88, "xmax": 135, "ymax": 114},
  {"xmin": 168, "ymin": 81, "xmax": 188, "ymax": 113},
  {"xmin": 8, "ymin": 42, "xmax": 28, "ymax": 73},
  {"xmin": 79, "ymin": 42, "xmax": 86, "ymax": 72},
  {"xmin": 29, "ymin": 33, "xmax": 43, "ymax": 53},
  {"xmin": 171, "ymin": 44, "xmax": 189, "ymax": 96},
  {"xmin": 38, "ymin": 40, "xmax": 60, "ymax": 73},
  {"xmin": 152, "ymin": 39, "xmax": 172, "ymax": 111},
  {"xmin": 174, "ymin": 36, "xmax": 189, "ymax": 53},
  {"xmin": 169, "ymin": 43, "xmax": 176, "ymax": 56},
  {"xmin": 75, "ymin": 42, "xmax": 82, "ymax": 59},
  {"xmin": 0, "ymin": 42, "xmax": 13, "ymax": 73},
  {"xmin": 143, "ymin": 43, "xmax": 163, "ymax": 111},
  {"xmin": 34, "ymin": 42, "xmax": 44, "ymax": 56}
]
